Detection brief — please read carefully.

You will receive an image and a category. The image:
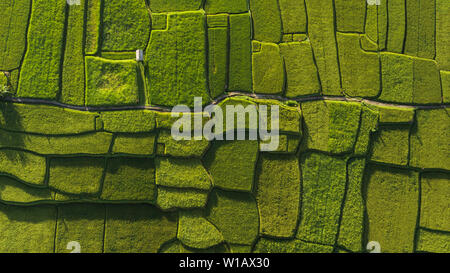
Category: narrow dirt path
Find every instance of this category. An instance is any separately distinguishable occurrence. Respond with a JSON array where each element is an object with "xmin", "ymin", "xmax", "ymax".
[{"xmin": 3, "ymin": 92, "xmax": 448, "ymax": 113}]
